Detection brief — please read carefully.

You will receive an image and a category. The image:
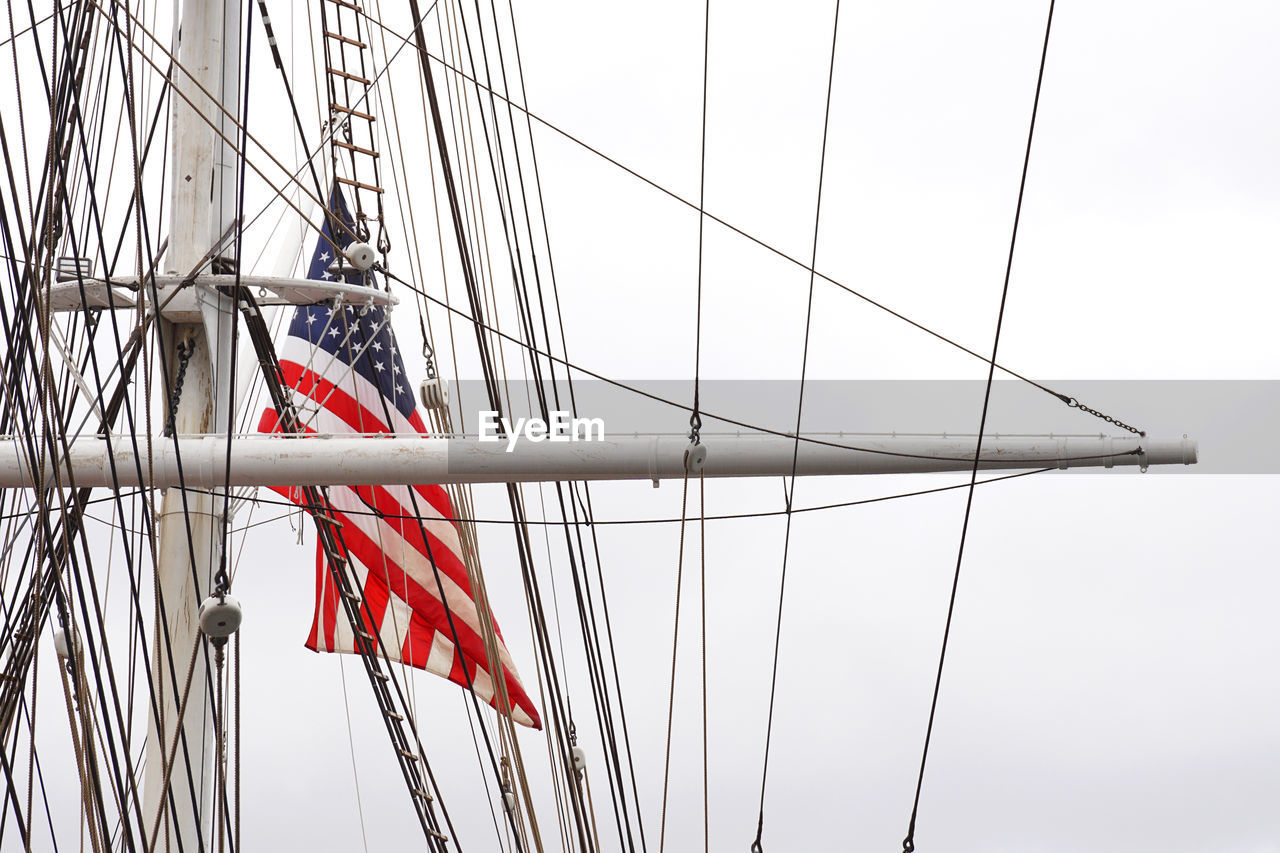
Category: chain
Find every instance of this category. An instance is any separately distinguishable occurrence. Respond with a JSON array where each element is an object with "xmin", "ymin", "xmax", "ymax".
[
  {"xmin": 1057, "ymin": 394, "xmax": 1145, "ymax": 436},
  {"xmin": 419, "ymin": 314, "xmax": 437, "ymax": 380},
  {"xmin": 688, "ymin": 408, "xmax": 702, "ymax": 446},
  {"xmin": 162, "ymin": 338, "xmax": 196, "ymax": 437}
]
